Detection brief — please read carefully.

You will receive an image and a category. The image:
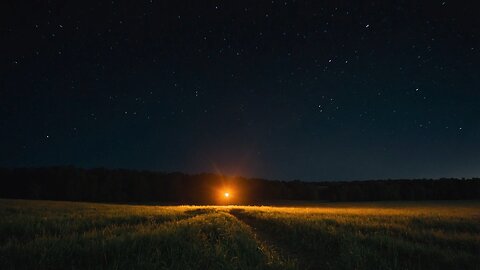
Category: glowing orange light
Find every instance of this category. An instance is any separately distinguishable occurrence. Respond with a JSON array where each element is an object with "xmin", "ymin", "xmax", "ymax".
[{"xmin": 224, "ymin": 192, "xmax": 230, "ymax": 198}]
